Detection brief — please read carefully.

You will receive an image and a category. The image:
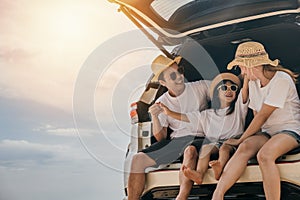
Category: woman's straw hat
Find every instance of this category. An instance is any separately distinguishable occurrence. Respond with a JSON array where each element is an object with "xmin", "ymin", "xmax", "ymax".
[
  {"xmin": 227, "ymin": 41, "xmax": 279, "ymax": 70},
  {"xmin": 209, "ymin": 73, "xmax": 241, "ymax": 98},
  {"xmin": 151, "ymin": 55, "xmax": 182, "ymax": 82}
]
